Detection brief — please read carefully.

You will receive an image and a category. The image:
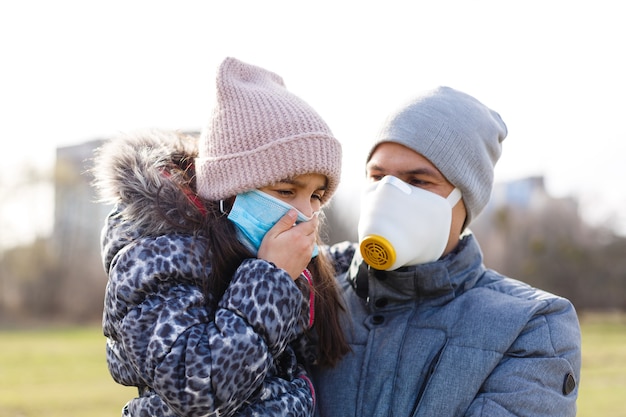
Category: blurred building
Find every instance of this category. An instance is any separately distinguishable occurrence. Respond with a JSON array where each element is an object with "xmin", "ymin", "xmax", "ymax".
[
  {"xmin": 53, "ymin": 139, "xmax": 110, "ymax": 268},
  {"xmin": 481, "ymin": 175, "xmax": 579, "ymax": 220}
]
